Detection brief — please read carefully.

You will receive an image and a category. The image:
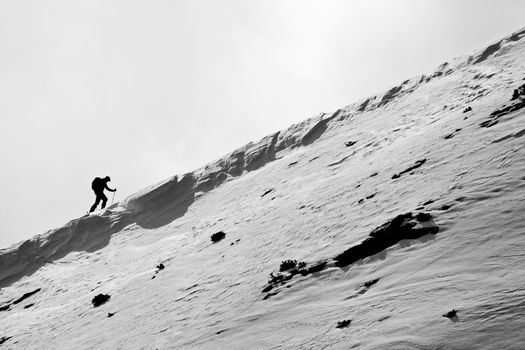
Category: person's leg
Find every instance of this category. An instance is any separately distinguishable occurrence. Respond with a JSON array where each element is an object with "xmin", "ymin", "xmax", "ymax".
[
  {"xmin": 100, "ymin": 193, "xmax": 108, "ymax": 209},
  {"xmin": 90, "ymin": 194, "xmax": 102, "ymax": 213}
]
